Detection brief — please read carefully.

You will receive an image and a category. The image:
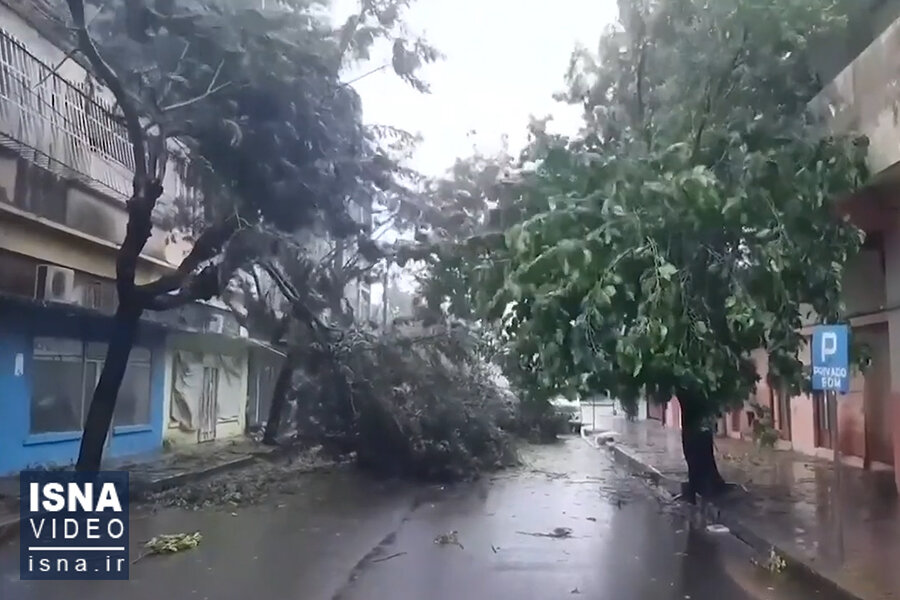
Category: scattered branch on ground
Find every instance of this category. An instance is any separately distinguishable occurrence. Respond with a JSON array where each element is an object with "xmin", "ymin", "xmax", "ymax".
[
  {"xmin": 516, "ymin": 527, "xmax": 573, "ymax": 539},
  {"xmin": 138, "ymin": 447, "xmax": 343, "ymax": 510},
  {"xmin": 132, "ymin": 531, "xmax": 202, "ymax": 564}
]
